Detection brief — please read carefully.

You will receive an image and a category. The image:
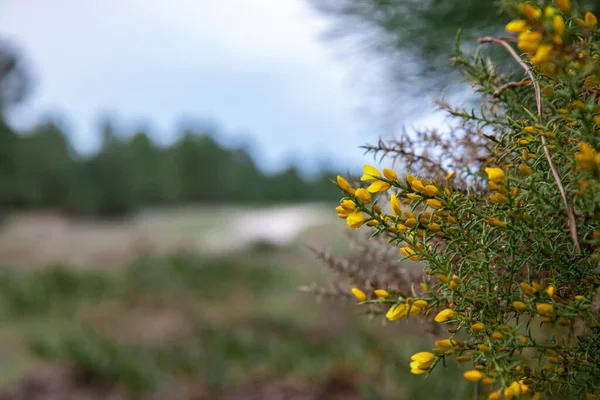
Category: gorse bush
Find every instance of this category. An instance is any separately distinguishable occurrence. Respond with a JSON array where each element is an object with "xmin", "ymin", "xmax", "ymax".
[{"xmin": 332, "ymin": 0, "xmax": 600, "ymax": 398}]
